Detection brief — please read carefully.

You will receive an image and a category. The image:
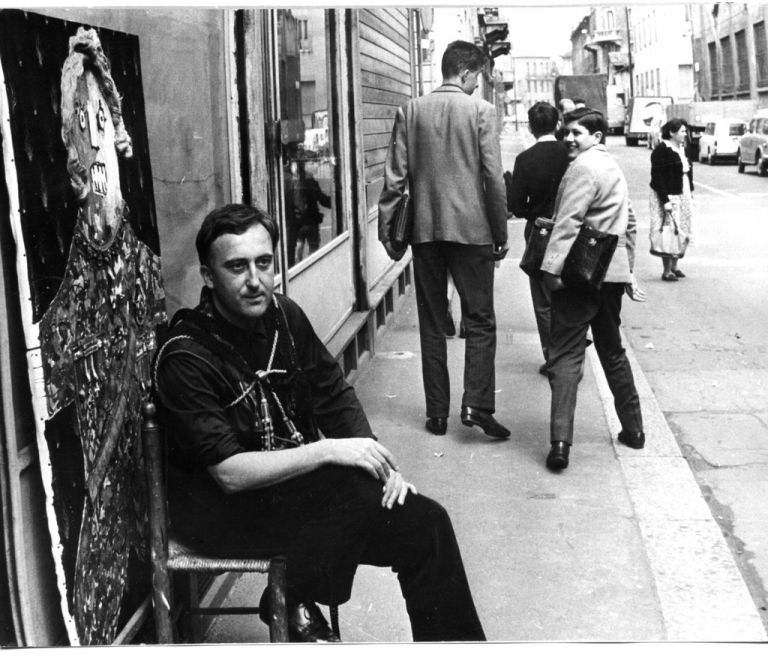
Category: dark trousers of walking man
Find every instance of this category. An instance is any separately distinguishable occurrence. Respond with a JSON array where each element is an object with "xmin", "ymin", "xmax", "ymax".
[
  {"xmin": 548, "ymin": 284, "xmax": 643, "ymax": 445},
  {"xmin": 412, "ymin": 242, "xmax": 497, "ymax": 419}
]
